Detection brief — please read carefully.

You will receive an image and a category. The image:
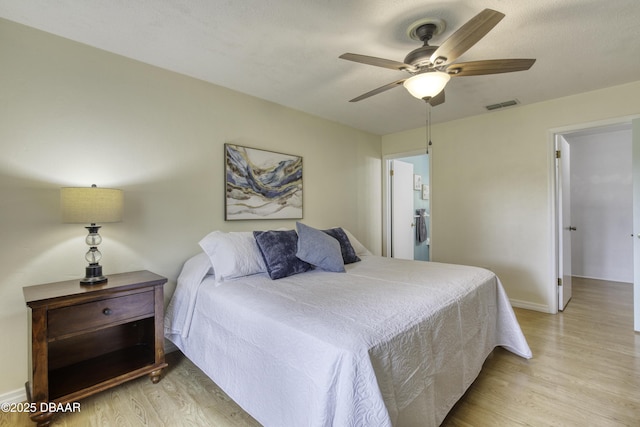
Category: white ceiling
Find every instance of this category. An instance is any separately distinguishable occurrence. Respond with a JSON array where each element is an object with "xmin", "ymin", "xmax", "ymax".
[{"xmin": 1, "ymin": 0, "xmax": 639, "ymax": 135}]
